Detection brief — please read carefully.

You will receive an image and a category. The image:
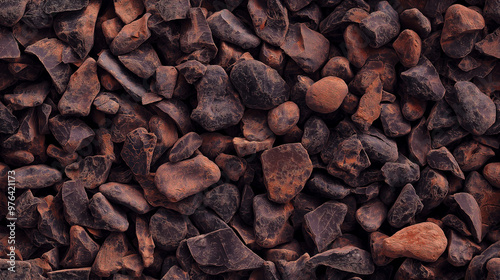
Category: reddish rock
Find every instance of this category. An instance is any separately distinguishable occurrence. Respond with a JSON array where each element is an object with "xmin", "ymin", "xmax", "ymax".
[
  {"xmin": 268, "ymin": 101, "xmax": 300, "ymax": 135},
  {"xmin": 370, "ymin": 232, "xmax": 394, "ymax": 266},
  {"xmin": 89, "ymin": 192, "xmax": 129, "ymax": 232},
  {"xmin": 155, "ymin": 154, "xmax": 221, "ymax": 202},
  {"xmin": 484, "ymin": 162, "xmax": 500, "ymax": 188},
  {"xmin": 329, "ymin": 135, "xmax": 371, "ymax": 178},
  {"xmin": 37, "ymin": 195, "xmax": 69, "ymax": 245},
  {"xmin": 261, "ymin": 143, "xmax": 313, "ymax": 203},
  {"xmin": 118, "ymin": 43, "xmax": 161, "ymax": 79},
  {"xmin": 301, "ymin": 116, "xmax": 330, "ymax": 155},
  {"xmin": 343, "ymin": 24, "xmax": 375, "ymax": 68},
  {"xmin": 306, "ymin": 76, "xmax": 348, "ymax": 114},
  {"xmin": 400, "ymin": 8, "xmax": 431, "ymax": 38},
  {"xmin": 233, "ymin": 136, "xmax": 275, "ymax": 157},
  {"xmin": 355, "ymin": 199, "xmax": 387, "ymax": 233},
  {"xmin": 155, "ymin": 99, "xmax": 193, "ymax": 135},
  {"xmin": 393, "ymin": 29, "xmax": 422, "ymax": 68},
  {"xmin": 92, "ymin": 233, "xmax": 129, "ymax": 277},
  {"xmin": 352, "ymin": 76, "xmax": 383, "ymax": 130},
  {"xmin": 49, "ymin": 115, "xmax": 95, "ymax": 154},
  {"xmin": 427, "ymin": 147, "xmax": 465, "ymax": 179},
  {"xmin": 93, "ymin": 91, "xmax": 120, "ymax": 114},
  {"xmin": 415, "ymin": 167, "xmax": 449, "ymax": 214},
  {"xmin": 259, "ymin": 43, "xmax": 286, "ymax": 72},
  {"xmin": 253, "ymin": 194, "xmax": 294, "ymax": 248},
  {"xmin": 207, "ymin": 9, "xmax": 260, "ymax": 49},
  {"xmin": 15, "ymin": 164, "xmax": 62, "ymax": 189},
  {"xmin": 0, "ymin": 27, "xmax": 20, "ymax": 59},
  {"xmin": 99, "ymin": 182, "xmax": 152, "ymax": 214},
  {"xmin": 155, "ymin": 66, "xmax": 178, "ymax": 98},
  {"xmin": 0, "ymin": 0, "xmax": 29, "ymax": 27},
  {"xmin": 134, "ymin": 215, "xmax": 154, "ymax": 267},
  {"xmin": 321, "ymin": 56, "xmax": 354, "ymax": 82},
  {"xmin": 400, "ymin": 92, "xmax": 427, "ymax": 121},
  {"xmin": 215, "ymin": 153, "xmax": 247, "ymax": 182},
  {"xmin": 169, "ymin": 132, "xmax": 202, "ymax": 163},
  {"xmin": 427, "ymin": 99, "xmax": 457, "ymax": 130},
  {"xmin": 383, "ymin": 222, "xmax": 447, "ymax": 262},
  {"xmin": 175, "ymin": 60, "xmax": 206, "ymax": 84},
  {"xmin": 120, "ymin": 127, "xmax": 156, "ymax": 176},
  {"xmin": 247, "ymin": 0, "xmax": 289, "ymax": 46},
  {"xmin": 241, "ymin": 109, "xmax": 274, "ymax": 142},
  {"xmin": 114, "ymin": 0, "xmax": 144, "ymax": 24},
  {"xmin": 380, "ymin": 102, "xmax": 411, "ymax": 137},
  {"xmin": 275, "ymin": 253, "xmax": 315, "ymax": 280},
  {"xmin": 61, "ymin": 225, "xmax": 99, "ymax": 268},
  {"xmin": 110, "ymin": 13, "xmax": 151, "ymax": 55}
]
